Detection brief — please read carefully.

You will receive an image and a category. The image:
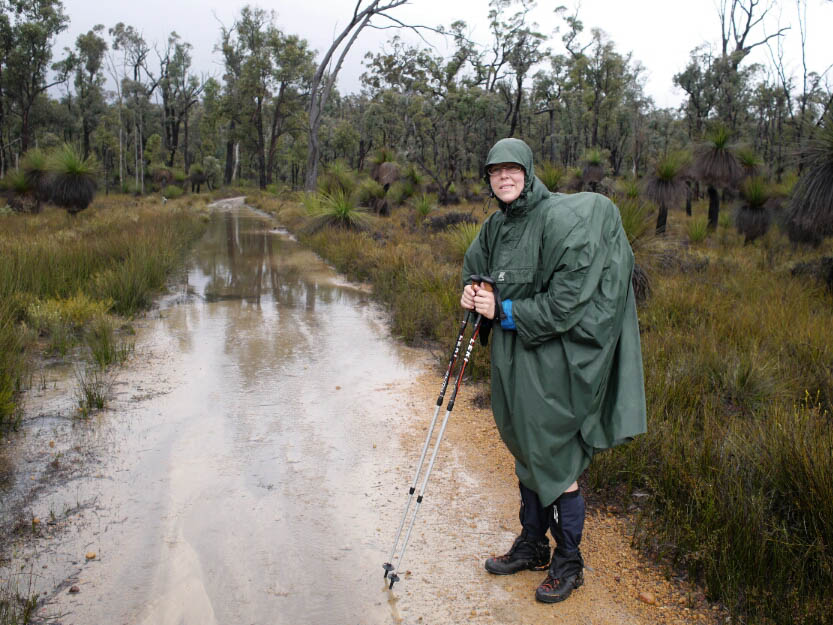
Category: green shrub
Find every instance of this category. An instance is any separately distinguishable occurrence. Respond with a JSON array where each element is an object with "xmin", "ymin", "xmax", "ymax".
[
  {"xmin": 445, "ymin": 222, "xmax": 481, "ymax": 261},
  {"xmin": 318, "ymin": 160, "xmax": 356, "ymax": 197},
  {"xmin": 687, "ymin": 215, "xmax": 709, "ymax": 243},
  {"xmin": 86, "ymin": 315, "xmax": 134, "ymax": 367},
  {"xmin": 74, "ymin": 364, "xmax": 111, "ymax": 418},
  {"xmin": 0, "ymin": 302, "xmax": 24, "ymax": 427},
  {"xmin": 162, "ymin": 185, "xmax": 183, "ymax": 199},
  {"xmin": 303, "ymin": 190, "xmax": 372, "ymax": 233},
  {"xmin": 615, "ymin": 196, "xmax": 653, "ymax": 247},
  {"xmin": 411, "ymin": 193, "xmax": 436, "ymax": 219},
  {"xmin": 387, "ymin": 180, "xmax": 416, "ymax": 206},
  {"xmin": 356, "ymin": 178, "xmax": 385, "ymax": 206},
  {"xmin": 537, "ymin": 161, "xmax": 564, "ymax": 192}
]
